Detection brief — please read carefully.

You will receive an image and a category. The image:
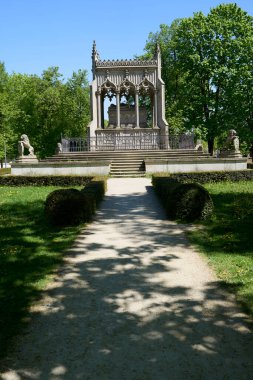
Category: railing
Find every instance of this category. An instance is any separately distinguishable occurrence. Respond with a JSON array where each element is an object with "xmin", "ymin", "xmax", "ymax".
[{"xmin": 61, "ymin": 134, "xmax": 195, "ymax": 152}]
